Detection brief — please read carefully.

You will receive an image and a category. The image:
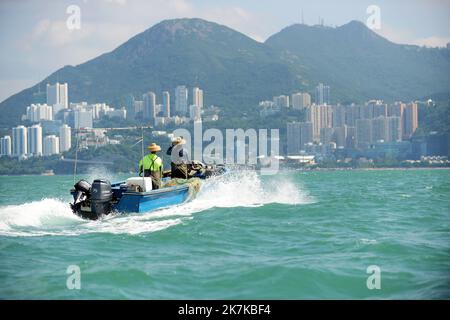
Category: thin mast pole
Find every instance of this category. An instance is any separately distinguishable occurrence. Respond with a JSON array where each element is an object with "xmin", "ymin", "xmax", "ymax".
[
  {"xmin": 73, "ymin": 125, "xmax": 80, "ymax": 185},
  {"xmin": 141, "ymin": 126, "xmax": 145, "ymax": 190}
]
